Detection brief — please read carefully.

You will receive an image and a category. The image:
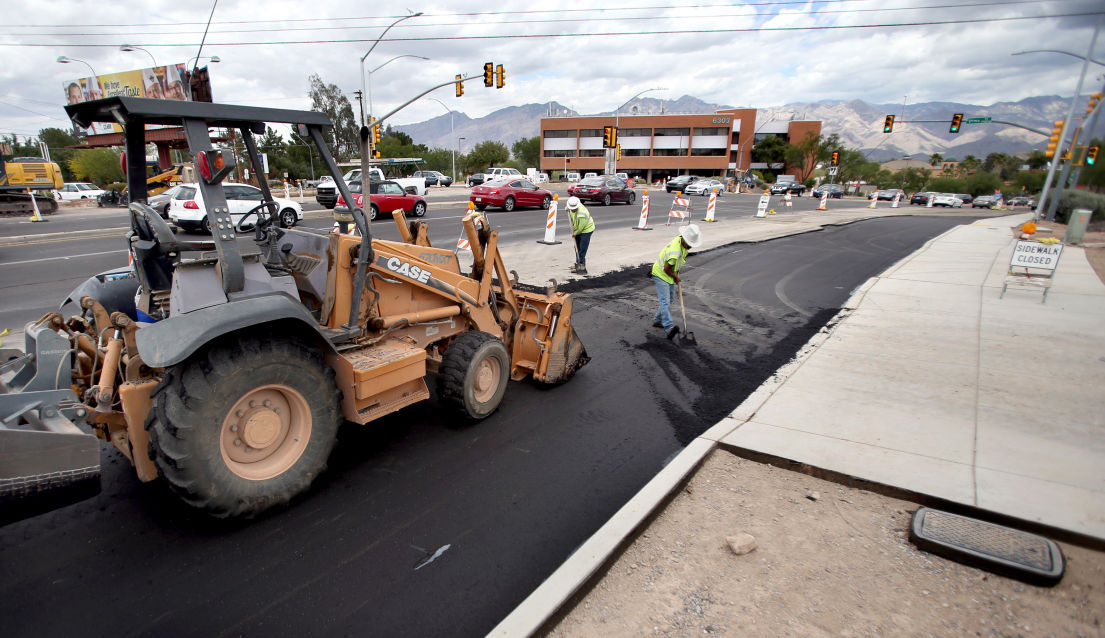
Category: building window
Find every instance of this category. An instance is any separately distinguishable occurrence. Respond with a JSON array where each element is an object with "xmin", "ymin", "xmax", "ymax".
[
  {"xmin": 544, "ymin": 129, "xmax": 576, "ymax": 138},
  {"xmin": 694, "ymin": 127, "xmax": 726, "ymax": 136},
  {"xmin": 579, "ymin": 149, "xmax": 606, "ymax": 157},
  {"xmin": 690, "ymin": 147, "xmax": 726, "ymax": 156},
  {"xmin": 620, "ymin": 128, "xmax": 651, "ymax": 137},
  {"xmin": 754, "ymin": 133, "xmax": 786, "ymax": 144},
  {"xmin": 579, "ymin": 129, "xmax": 602, "ymax": 137},
  {"xmin": 544, "ymin": 149, "xmax": 576, "ymax": 158},
  {"xmin": 654, "ymin": 127, "xmax": 690, "ymax": 137},
  {"xmin": 653, "ymin": 148, "xmax": 687, "ymax": 156},
  {"xmin": 622, "ymin": 148, "xmax": 650, "ymax": 157}
]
